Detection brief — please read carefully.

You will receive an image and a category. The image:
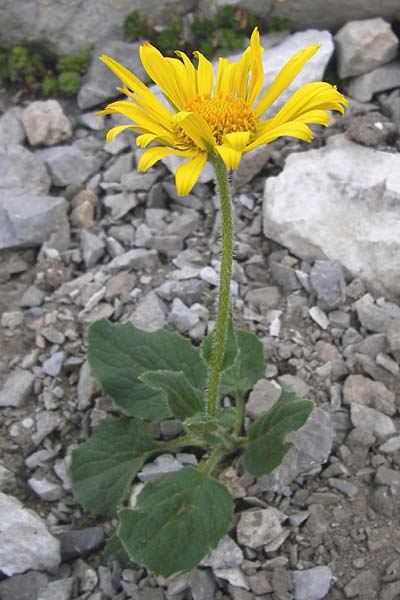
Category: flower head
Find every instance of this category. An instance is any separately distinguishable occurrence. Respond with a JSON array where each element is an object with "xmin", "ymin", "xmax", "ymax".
[{"xmin": 98, "ymin": 29, "xmax": 347, "ymax": 195}]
